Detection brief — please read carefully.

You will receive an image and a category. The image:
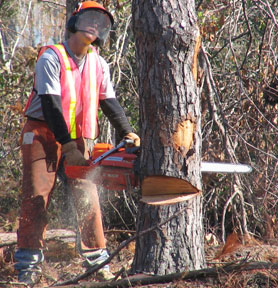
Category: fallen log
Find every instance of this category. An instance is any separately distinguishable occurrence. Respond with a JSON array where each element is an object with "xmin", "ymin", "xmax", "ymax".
[
  {"xmin": 0, "ymin": 229, "xmax": 135, "ymax": 248},
  {"xmin": 0, "ymin": 229, "xmax": 76, "ymax": 248}
]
